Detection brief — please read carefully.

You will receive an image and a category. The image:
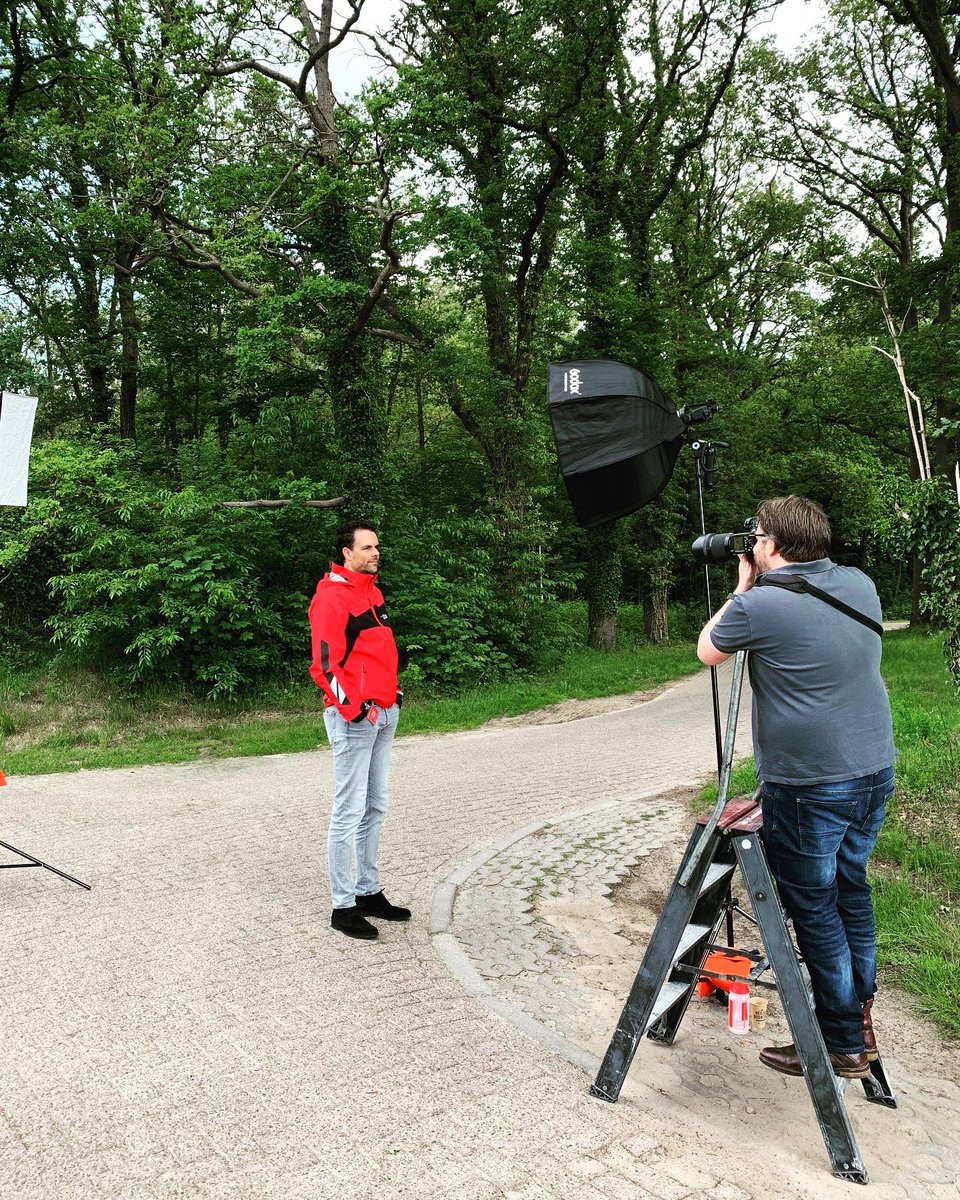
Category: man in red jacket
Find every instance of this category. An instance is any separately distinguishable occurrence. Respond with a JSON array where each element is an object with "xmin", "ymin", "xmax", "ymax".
[{"xmin": 309, "ymin": 521, "xmax": 409, "ymax": 940}]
